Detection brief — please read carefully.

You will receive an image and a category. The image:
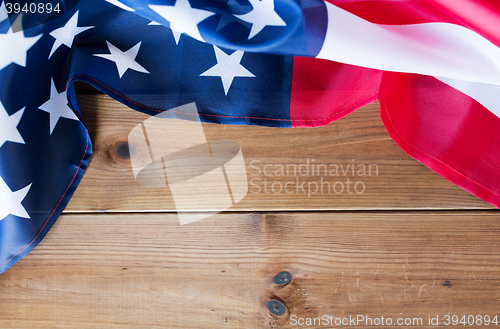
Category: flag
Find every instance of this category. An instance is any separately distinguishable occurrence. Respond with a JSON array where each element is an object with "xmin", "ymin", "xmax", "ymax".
[{"xmin": 1, "ymin": 0, "xmax": 500, "ymax": 274}]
